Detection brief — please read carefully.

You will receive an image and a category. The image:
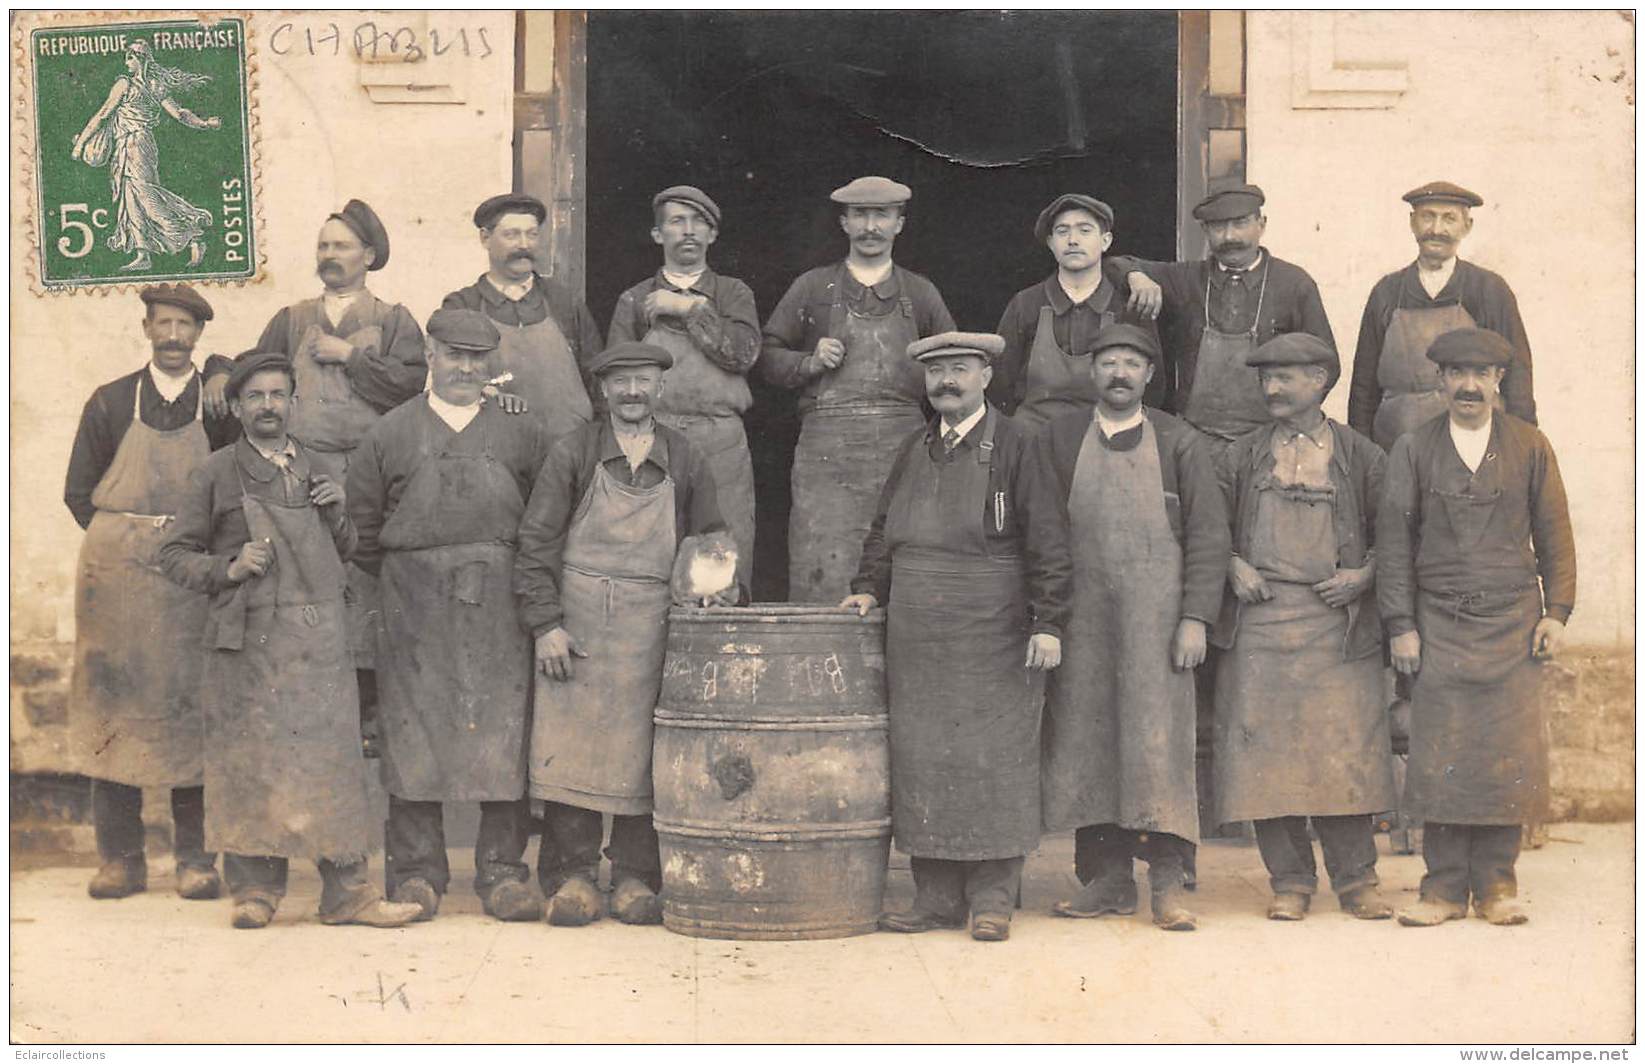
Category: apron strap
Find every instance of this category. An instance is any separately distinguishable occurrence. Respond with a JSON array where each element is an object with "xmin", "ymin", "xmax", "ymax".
[{"xmin": 975, "ymin": 405, "xmax": 998, "ymax": 467}]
